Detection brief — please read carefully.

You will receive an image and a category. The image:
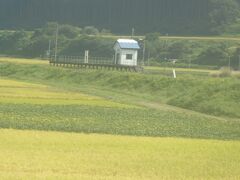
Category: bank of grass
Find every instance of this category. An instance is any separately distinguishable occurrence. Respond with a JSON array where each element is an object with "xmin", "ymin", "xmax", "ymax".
[
  {"xmin": 145, "ymin": 66, "xmax": 217, "ymax": 74},
  {"xmin": 0, "ymin": 129, "xmax": 240, "ymax": 179},
  {"xmin": 1, "ymin": 59, "xmax": 240, "ymax": 119}
]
